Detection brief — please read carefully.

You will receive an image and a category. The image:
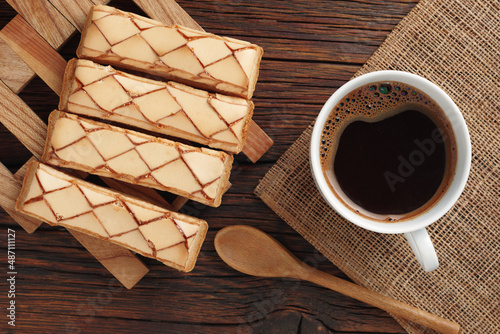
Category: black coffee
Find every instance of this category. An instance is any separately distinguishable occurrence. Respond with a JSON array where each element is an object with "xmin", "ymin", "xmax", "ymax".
[{"xmin": 320, "ymin": 81, "xmax": 457, "ymax": 222}]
